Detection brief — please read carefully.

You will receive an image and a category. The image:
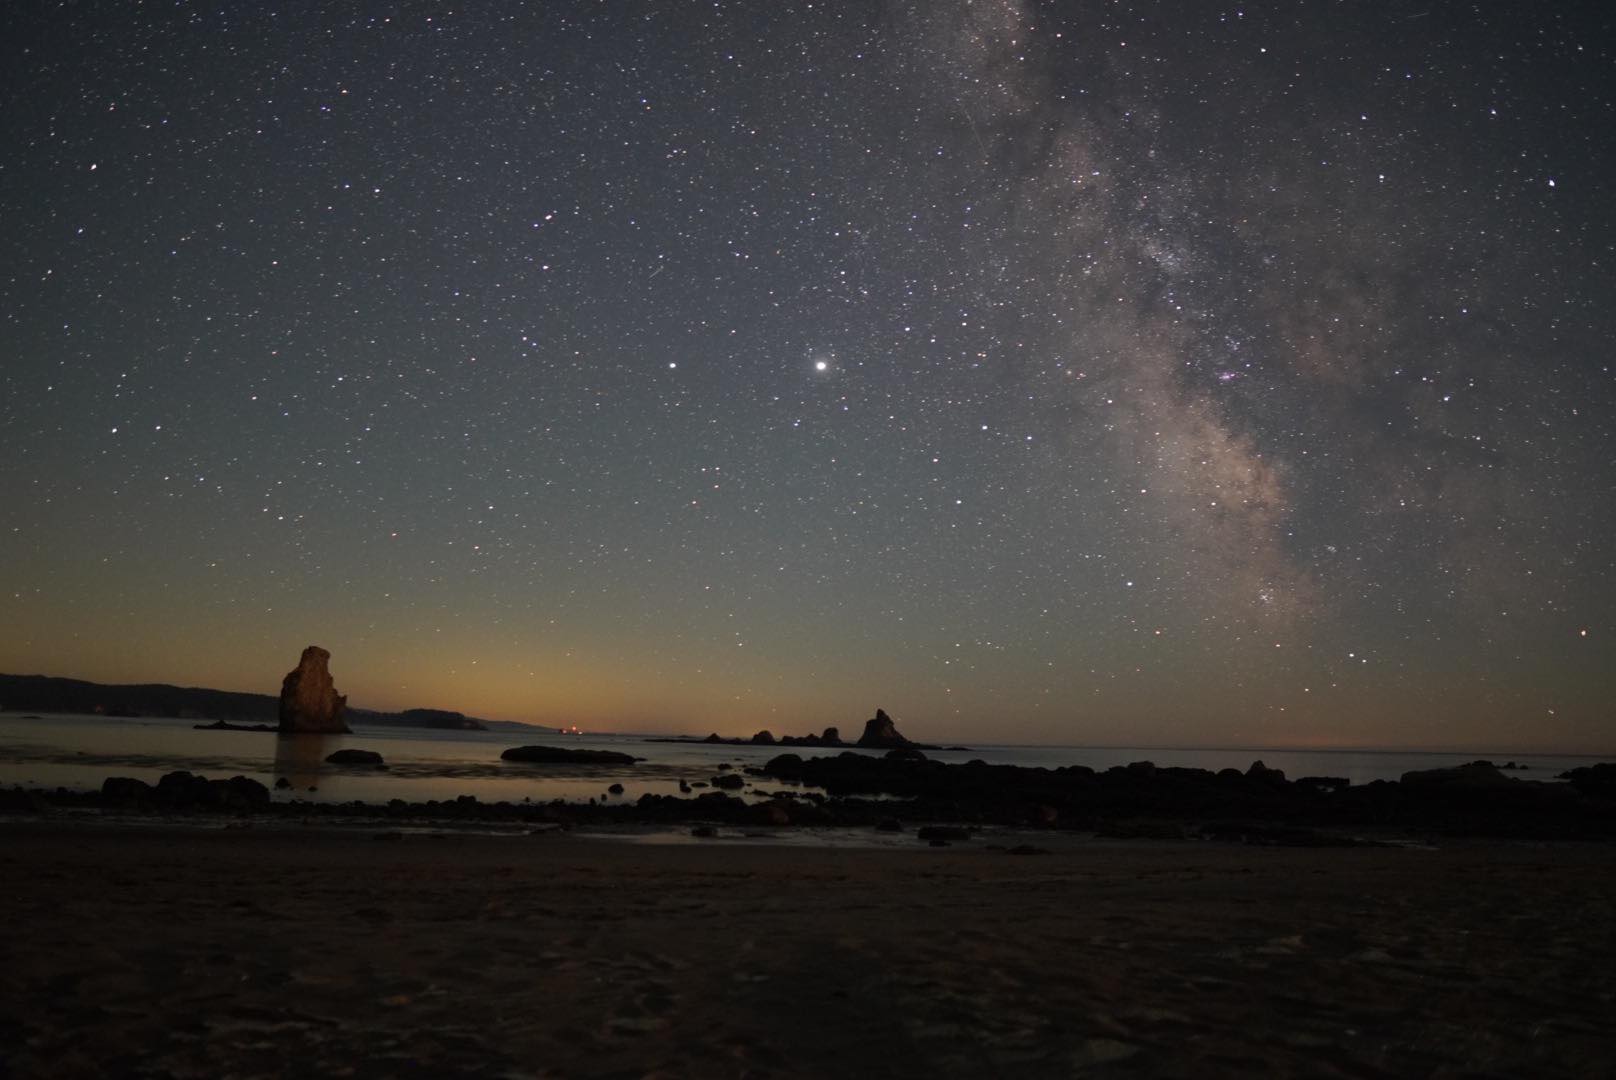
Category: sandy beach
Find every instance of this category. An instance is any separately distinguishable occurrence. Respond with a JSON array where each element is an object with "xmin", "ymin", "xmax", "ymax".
[{"xmin": 1, "ymin": 822, "xmax": 1612, "ymax": 1078}]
